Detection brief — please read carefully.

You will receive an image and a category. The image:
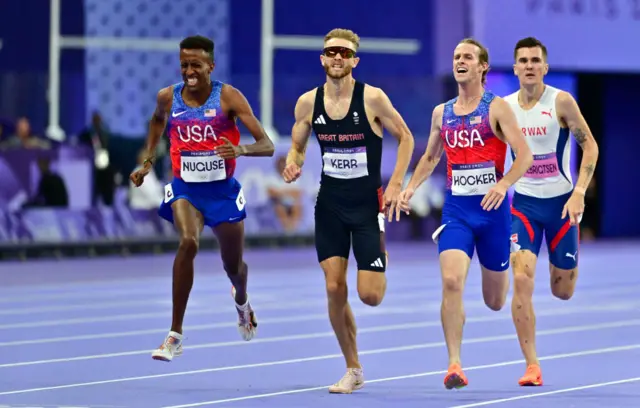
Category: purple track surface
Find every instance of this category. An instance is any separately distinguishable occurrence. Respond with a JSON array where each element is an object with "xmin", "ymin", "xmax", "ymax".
[{"xmin": 1, "ymin": 241, "xmax": 640, "ymax": 408}]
